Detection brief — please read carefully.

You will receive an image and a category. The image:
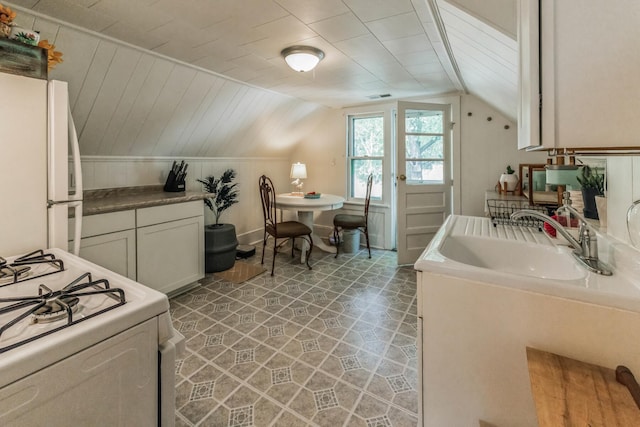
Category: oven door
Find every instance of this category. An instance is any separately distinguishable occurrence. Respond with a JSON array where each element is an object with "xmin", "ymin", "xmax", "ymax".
[{"xmin": 0, "ymin": 319, "xmax": 158, "ymax": 426}]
